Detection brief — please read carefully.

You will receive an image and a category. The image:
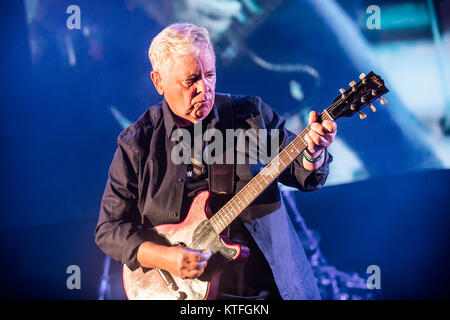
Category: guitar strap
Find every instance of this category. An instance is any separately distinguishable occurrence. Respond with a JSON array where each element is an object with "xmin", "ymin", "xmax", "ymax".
[{"xmin": 208, "ymin": 94, "xmax": 235, "ymax": 195}]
